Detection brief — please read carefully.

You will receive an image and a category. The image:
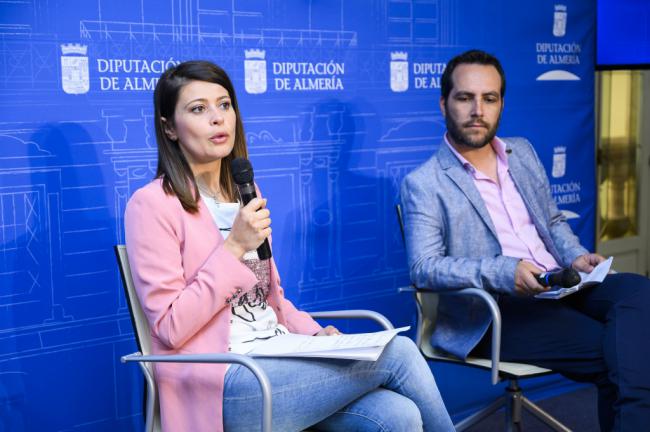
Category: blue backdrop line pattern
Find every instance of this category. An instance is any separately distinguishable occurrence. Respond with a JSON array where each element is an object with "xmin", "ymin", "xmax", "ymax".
[{"xmin": 0, "ymin": 0, "xmax": 594, "ymax": 430}]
